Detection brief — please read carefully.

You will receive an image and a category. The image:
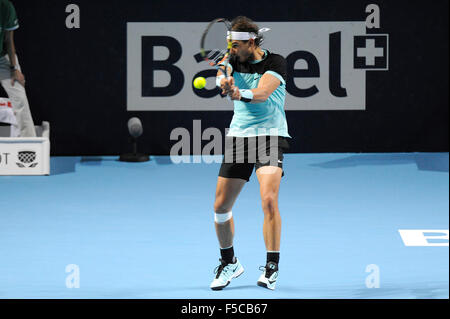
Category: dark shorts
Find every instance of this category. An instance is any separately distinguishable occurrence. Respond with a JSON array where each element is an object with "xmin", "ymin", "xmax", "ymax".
[{"xmin": 218, "ymin": 135, "xmax": 290, "ymax": 182}]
